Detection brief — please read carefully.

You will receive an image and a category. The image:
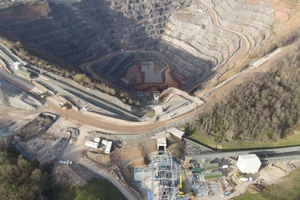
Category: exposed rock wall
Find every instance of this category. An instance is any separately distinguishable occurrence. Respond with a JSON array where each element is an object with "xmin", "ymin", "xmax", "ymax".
[
  {"xmin": 205, "ymin": 0, "xmax": 274, "ymax": 50},
  {"xmin": 161, "ymin": 3, "xmax": 239, "ymax": 67},
  {"xmin": 1, "ymin": 0, "xmax": 191, "ymax": 64},
  {"xmin": 0, "ymin": 0, "xmax": 278, "ymax": 91}
]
